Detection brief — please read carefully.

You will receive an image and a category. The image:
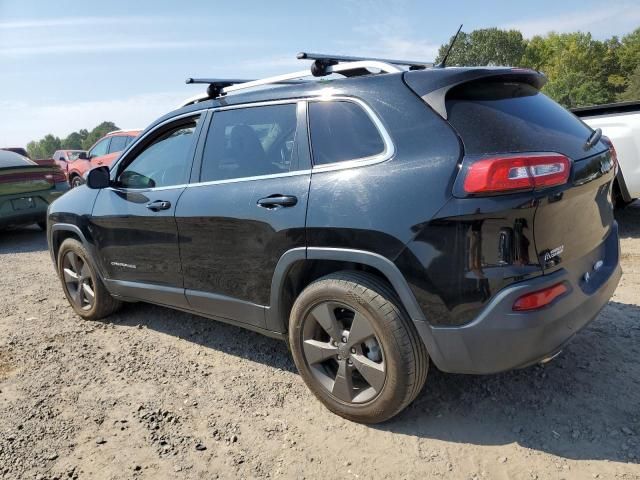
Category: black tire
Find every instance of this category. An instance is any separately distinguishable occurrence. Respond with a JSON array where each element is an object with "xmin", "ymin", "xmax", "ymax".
[
  {"xmin": 70, "ymin": 175, "xmax": 83, "ymax": 188},
  {"xmin": 289, "ymin": 271, "xmax": 428, "ymax": 423},
  {"xmin": 57, "ymin": 238, "xmax": 121, "ymax": 320}
]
